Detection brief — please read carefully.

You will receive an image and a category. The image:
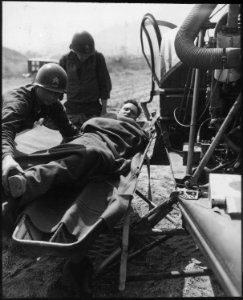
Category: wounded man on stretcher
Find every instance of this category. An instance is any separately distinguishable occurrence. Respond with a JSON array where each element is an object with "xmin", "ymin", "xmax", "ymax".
[{"xmin": 2, "ymin": 99, "xmax": 149, "ymax": 212}]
